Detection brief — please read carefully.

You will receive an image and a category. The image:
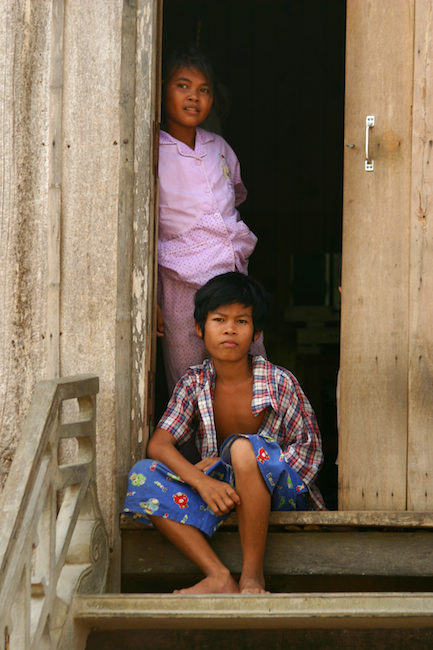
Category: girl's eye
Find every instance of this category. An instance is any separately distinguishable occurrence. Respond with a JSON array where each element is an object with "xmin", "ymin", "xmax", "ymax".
[
  {"xmin": 177, "ymin": 83, "xmax": 188, "ymax": 89},
  {"xmin": 200, "ymin": 88, "xmax": 209, "ymax": 94}
]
